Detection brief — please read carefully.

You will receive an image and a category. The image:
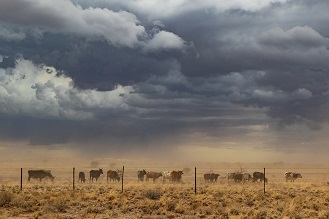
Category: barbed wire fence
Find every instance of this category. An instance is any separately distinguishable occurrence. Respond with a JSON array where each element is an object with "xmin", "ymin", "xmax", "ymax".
[{"xmin": 2, "ymin": 166, "xmax": 329, "ymax": 195}]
